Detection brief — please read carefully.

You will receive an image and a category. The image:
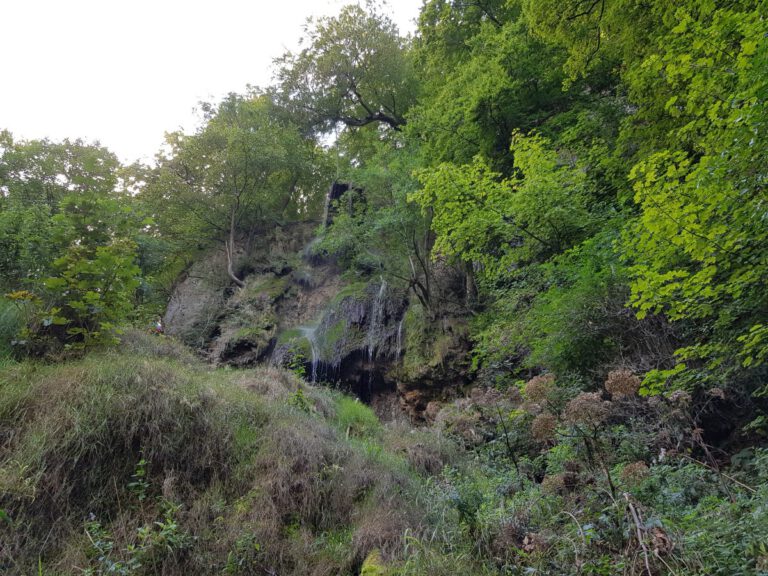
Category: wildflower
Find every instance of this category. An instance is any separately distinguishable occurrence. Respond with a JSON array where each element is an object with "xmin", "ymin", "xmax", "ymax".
[
  {"xmin": 621, "ymin": 461, "xmax": 650, "ymax": 485},
  {"xmin": 531, "ymin": 413, "xmax": 557, "ymax": 443},
  {"xmin": 524, "ymin": 374, "xmax": 555, "ymax": 404},
  {"xmin": 540, "ymin": 474, "xmax": 565, "ymax": 494},
  {"xmin": 605, "ymin": 369, "xmax": 640, "ymax": 398},
  {"xmin": 564, "ymin": 392, "xmax": 610, "ymax": 427}
]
